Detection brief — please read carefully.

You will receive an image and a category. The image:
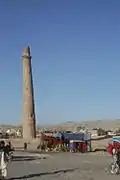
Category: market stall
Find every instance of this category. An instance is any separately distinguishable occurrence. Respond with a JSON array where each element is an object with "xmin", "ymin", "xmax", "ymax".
[
  {"xmin": 69, "ymin": 140, "xmax": 87, "ymax": 153},
  {"xmin": 52, "ymin": 132, "xmax": 91, "ymax": 153}
]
